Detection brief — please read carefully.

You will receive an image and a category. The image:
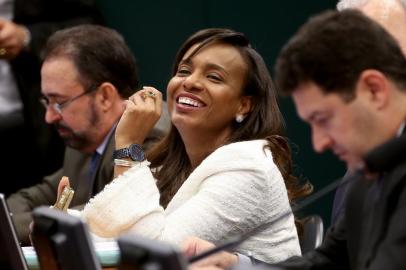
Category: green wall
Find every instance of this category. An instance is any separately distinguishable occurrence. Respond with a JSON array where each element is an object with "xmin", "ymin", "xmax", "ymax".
[{"xmin": 96, "ymin": 0, "xmax": 346, "ymax": 227}]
